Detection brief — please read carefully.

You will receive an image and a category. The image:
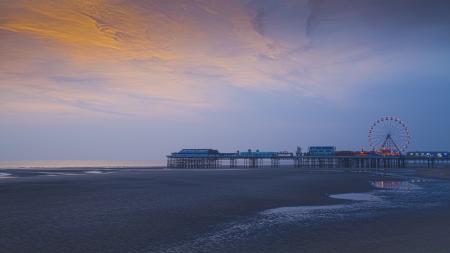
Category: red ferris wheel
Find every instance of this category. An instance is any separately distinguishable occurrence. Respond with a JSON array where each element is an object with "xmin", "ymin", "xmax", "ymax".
[{"xmin": 368, "ymin": 116, "xmax": 411, "ymax": 154}]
